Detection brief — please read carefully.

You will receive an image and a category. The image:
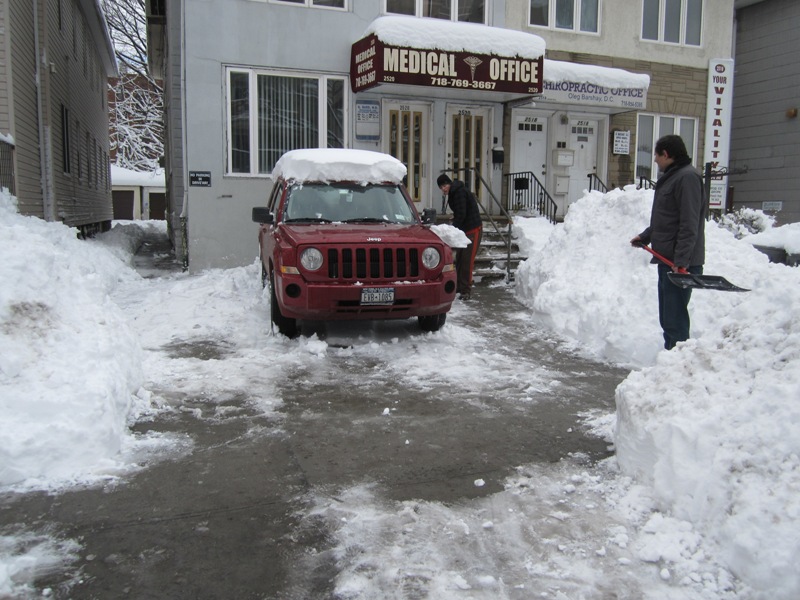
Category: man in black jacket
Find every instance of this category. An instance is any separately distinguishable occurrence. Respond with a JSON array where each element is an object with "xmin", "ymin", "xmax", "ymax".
[
  {"xmin": 631, "ymin": 135, "xmax": 706, "ymax": 350},
  {"xmin": 437, "ymin": 174, "xmax": 482, "ymax": 300}
]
